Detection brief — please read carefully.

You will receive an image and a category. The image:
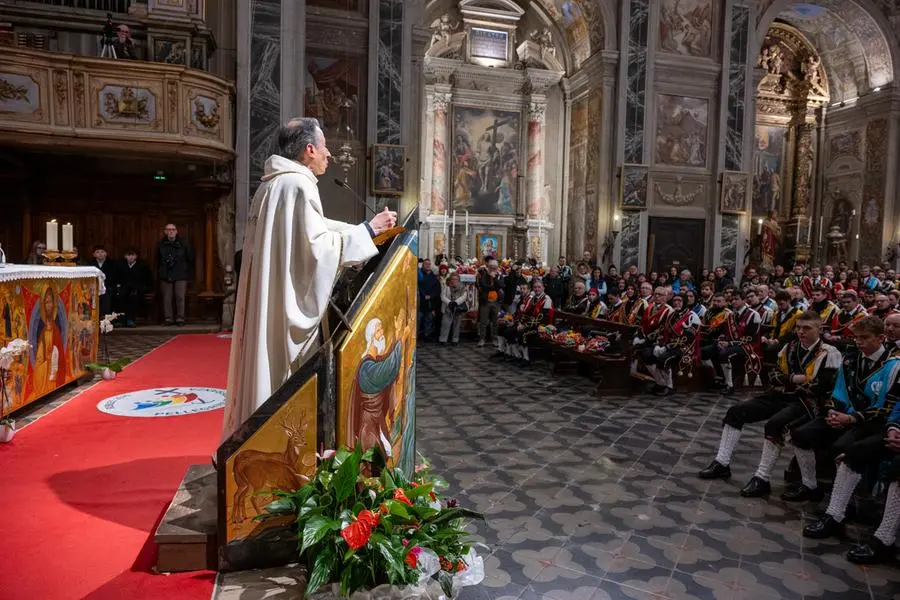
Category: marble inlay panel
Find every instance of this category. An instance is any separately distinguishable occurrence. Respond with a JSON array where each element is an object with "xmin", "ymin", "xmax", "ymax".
[
  {"xmin": 248, "ymin": 0, "xmax": 282, "ymax": 198},
  {"xmin": 719, "ymin": 214, "xmax": 739, "ymax": 270},
  {"xmin": 620, "ymin": 212, "xmax": 641, "ymax": 270},
  {"xmin": 724, "ymin": 6, "xmax": 749, "ymax": 172},
  {"xmin": 624, "ymin": 0, "xmax": 649, "ymax": 165},
  {"xmin": 377, "ymin": 0, "xmax": 403, "ymax": 145}
]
